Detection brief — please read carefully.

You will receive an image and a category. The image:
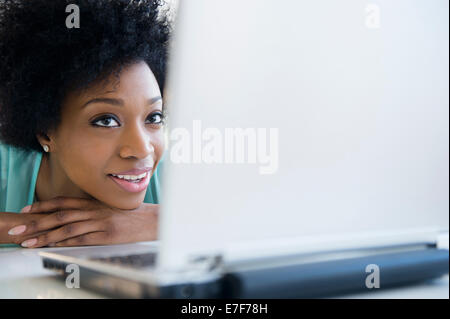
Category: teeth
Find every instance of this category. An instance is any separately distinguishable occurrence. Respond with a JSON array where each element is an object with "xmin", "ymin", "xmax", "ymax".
[{"xmin": 111, "ymin": 172, "xmax": 147, "ymax": 180}]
